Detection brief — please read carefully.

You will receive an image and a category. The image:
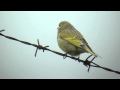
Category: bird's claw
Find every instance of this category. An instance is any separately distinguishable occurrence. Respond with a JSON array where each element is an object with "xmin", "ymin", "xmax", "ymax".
[{"xmin": 63, "ymin": 53, "xmax": 67, "ymax": 59}]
